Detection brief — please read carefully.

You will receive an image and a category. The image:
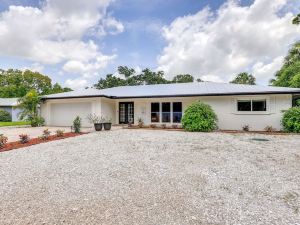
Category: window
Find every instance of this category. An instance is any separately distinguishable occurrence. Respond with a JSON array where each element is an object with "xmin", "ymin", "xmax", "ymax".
[
  {"xmin": 237, "ymin": 99, "xmax": 267, "ymax": 112},
  {"xmin": 237, "ymin": 100, "xmax": 251, "ymax": 111},
  {"xmin": 252, "ymin": 100, "xmax": 266, "ymax": 111},
  {"xmin": 173, "ymin": 102, "xmax": 182, "ymax": 123},
  {"xmin": 162, "ymin": 102, "xmax": 171, "ymax": 122},
  {"xmin": 151, "ymin": 103, "xmax": 160, "ymax": 122},
  {"xmin": 151, "ymin": 102, "xmax": 183, "ymax": 123}
]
